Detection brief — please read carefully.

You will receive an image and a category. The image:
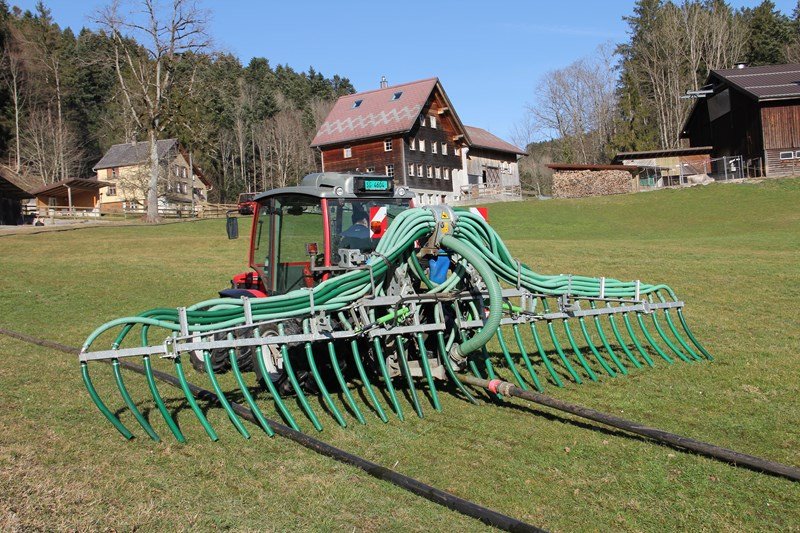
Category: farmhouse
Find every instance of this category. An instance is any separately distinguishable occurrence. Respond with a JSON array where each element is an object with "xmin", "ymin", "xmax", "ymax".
[
  {"xmin": 681, "ymin": 63, "xmax": 800, "ymax": 177},
  {"xmin": 311, "ymin": 77, "xmax": 524, "ymax": 205},
  {"xmin": 93, "ymin": 139, "xmax": 211, "ymax": 213}
]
